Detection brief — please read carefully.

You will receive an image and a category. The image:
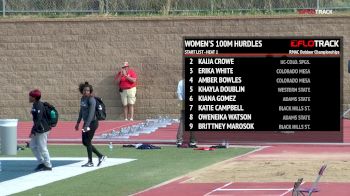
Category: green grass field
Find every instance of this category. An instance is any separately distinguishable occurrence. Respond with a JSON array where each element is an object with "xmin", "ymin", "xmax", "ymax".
[{"xmin": 2, "ymin": 145, "xmax": 254, "ymax": 196}]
